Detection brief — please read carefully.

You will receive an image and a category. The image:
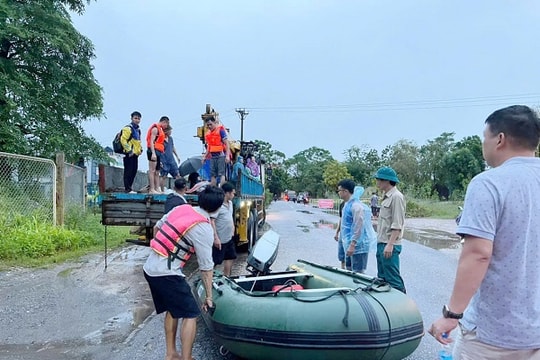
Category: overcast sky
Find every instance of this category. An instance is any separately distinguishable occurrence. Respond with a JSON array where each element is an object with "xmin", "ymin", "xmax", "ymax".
[{"xmin": 72, "ymin": 0, "xmax": 540, "ymax": 167}]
